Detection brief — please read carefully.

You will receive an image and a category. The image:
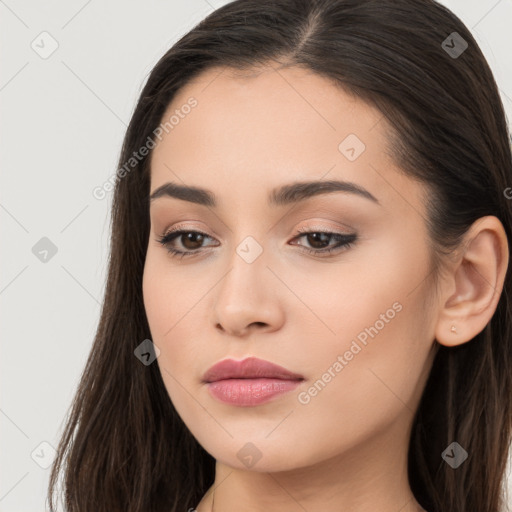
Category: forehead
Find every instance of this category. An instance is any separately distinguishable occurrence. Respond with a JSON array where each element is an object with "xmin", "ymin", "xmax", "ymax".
[
  {"xmin": 149, "ymin": 64, "xmax": 426, "ymax": 217},
  {"xmin": 159, "ymin": 64, "xmax": 381, "ymax": 151}
]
